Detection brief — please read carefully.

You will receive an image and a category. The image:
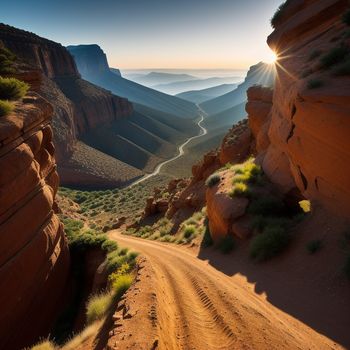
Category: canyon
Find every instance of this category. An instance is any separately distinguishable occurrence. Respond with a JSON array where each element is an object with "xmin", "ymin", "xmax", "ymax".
[{"xmin": 0, "ymin": 0, "xmax": 350, "ymax": 349}]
